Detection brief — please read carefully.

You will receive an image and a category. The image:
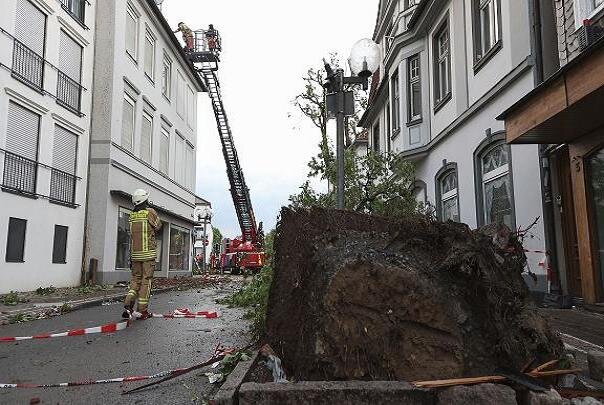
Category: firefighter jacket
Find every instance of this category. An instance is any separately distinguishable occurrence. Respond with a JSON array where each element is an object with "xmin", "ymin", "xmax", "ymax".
[
  {"xmin": 175, "ymin": 24, "xmax": 194, "ymax": 39},
  {"xmin": 129, "ymin": 208, "xmax": 162, "ymax": 262}
]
